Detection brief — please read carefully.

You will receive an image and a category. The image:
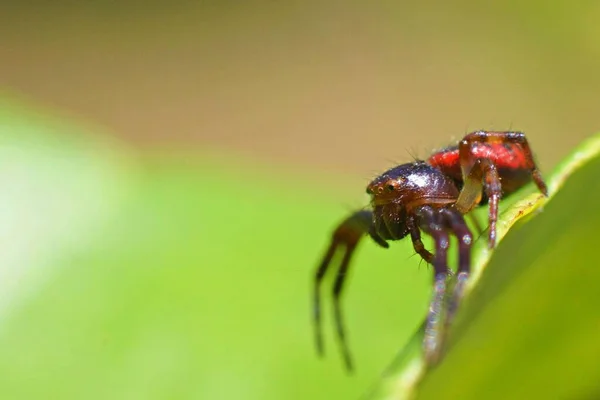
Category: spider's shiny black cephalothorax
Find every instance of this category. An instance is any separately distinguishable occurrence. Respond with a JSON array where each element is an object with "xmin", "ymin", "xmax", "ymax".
[{"xmin": 313, "ymin": 131, "xmax": 548, "ymax": 371}]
